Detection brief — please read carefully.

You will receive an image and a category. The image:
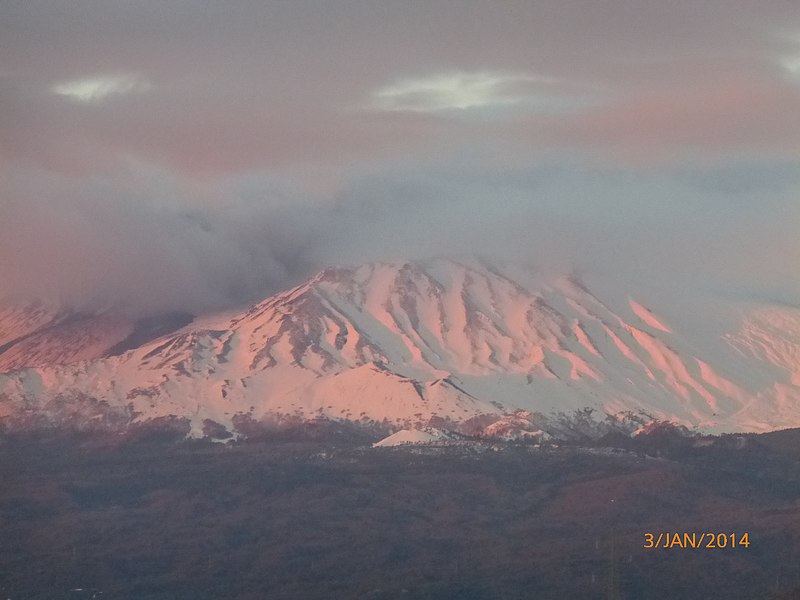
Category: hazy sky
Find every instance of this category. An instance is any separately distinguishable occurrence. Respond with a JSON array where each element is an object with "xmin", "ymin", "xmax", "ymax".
[{"xmin": 1, "ymin": 1, "xmax": 798, "ymax": 314}]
